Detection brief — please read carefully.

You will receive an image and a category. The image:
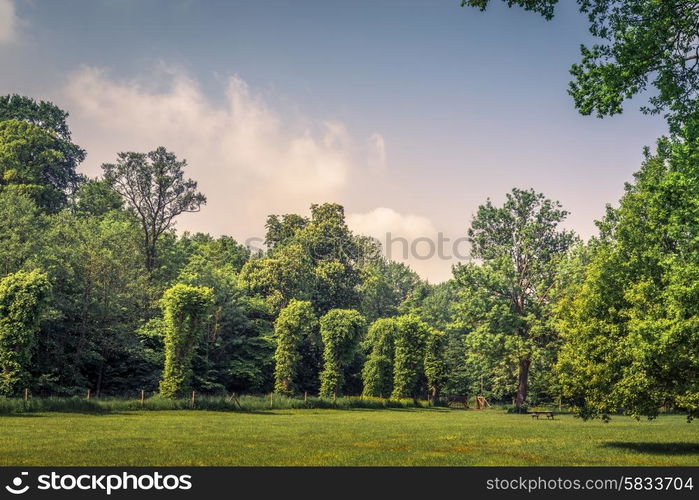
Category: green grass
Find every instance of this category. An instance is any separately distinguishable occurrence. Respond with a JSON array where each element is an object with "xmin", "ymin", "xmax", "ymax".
[
  {"xmin": 0, "ymin": 395, "xmax": 429, "ymax": 414},
  {"xmin": 1, "ymin": 408, "xmax": 697, "ymax": 466}
]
